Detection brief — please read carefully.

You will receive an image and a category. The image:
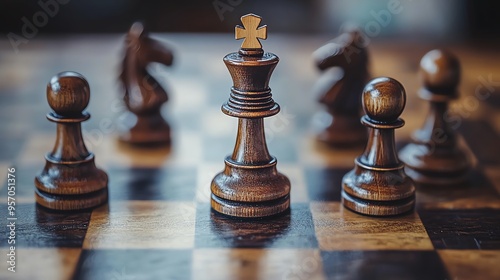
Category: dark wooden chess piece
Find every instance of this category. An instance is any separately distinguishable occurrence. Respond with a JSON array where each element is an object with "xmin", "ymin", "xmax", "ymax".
[
  {"xmin": 399, "ymin": 49, "xmax": 470, "ymax": 186},
  {"xmin": 211, "ymin": 14, "xmax": 291, "ymax": 218},
  {"xmin": 342, "ymin": 77, "xmax": 415, "ymax": 216},
  {"xmin": 119, "ymin": 22, "xmax": 174, "ymax": 145},
  {"xmin": 313, "ymin": 27, "xmax": 369, "ymax": 147},
  {"xmin": 35, "ymin": 72, "xmax": 108, "ymax": 210}
]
